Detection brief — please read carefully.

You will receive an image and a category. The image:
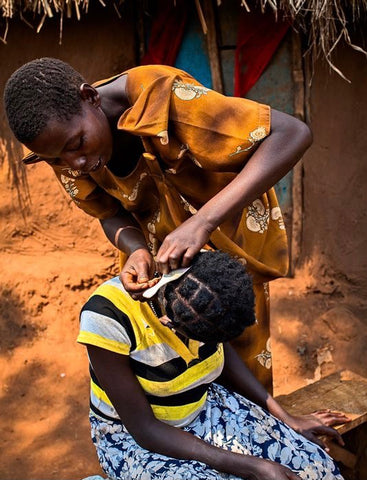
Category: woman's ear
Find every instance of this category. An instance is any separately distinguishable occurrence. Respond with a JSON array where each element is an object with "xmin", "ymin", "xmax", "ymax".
[{"xmin": 79, "ymin": 83, "xmax": 101, "ymax": 107}]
